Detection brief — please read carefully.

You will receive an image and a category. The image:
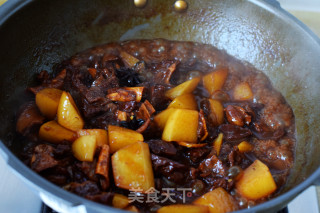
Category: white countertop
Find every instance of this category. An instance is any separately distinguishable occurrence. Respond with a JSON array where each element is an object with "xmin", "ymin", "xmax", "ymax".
[
  {"xmin": 0, "ymin": 155, "xmax": 42, "ymax": 213},
  {"xmin": 278, "ymin": 0, "xmax": 320, "ymax": 37}
]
